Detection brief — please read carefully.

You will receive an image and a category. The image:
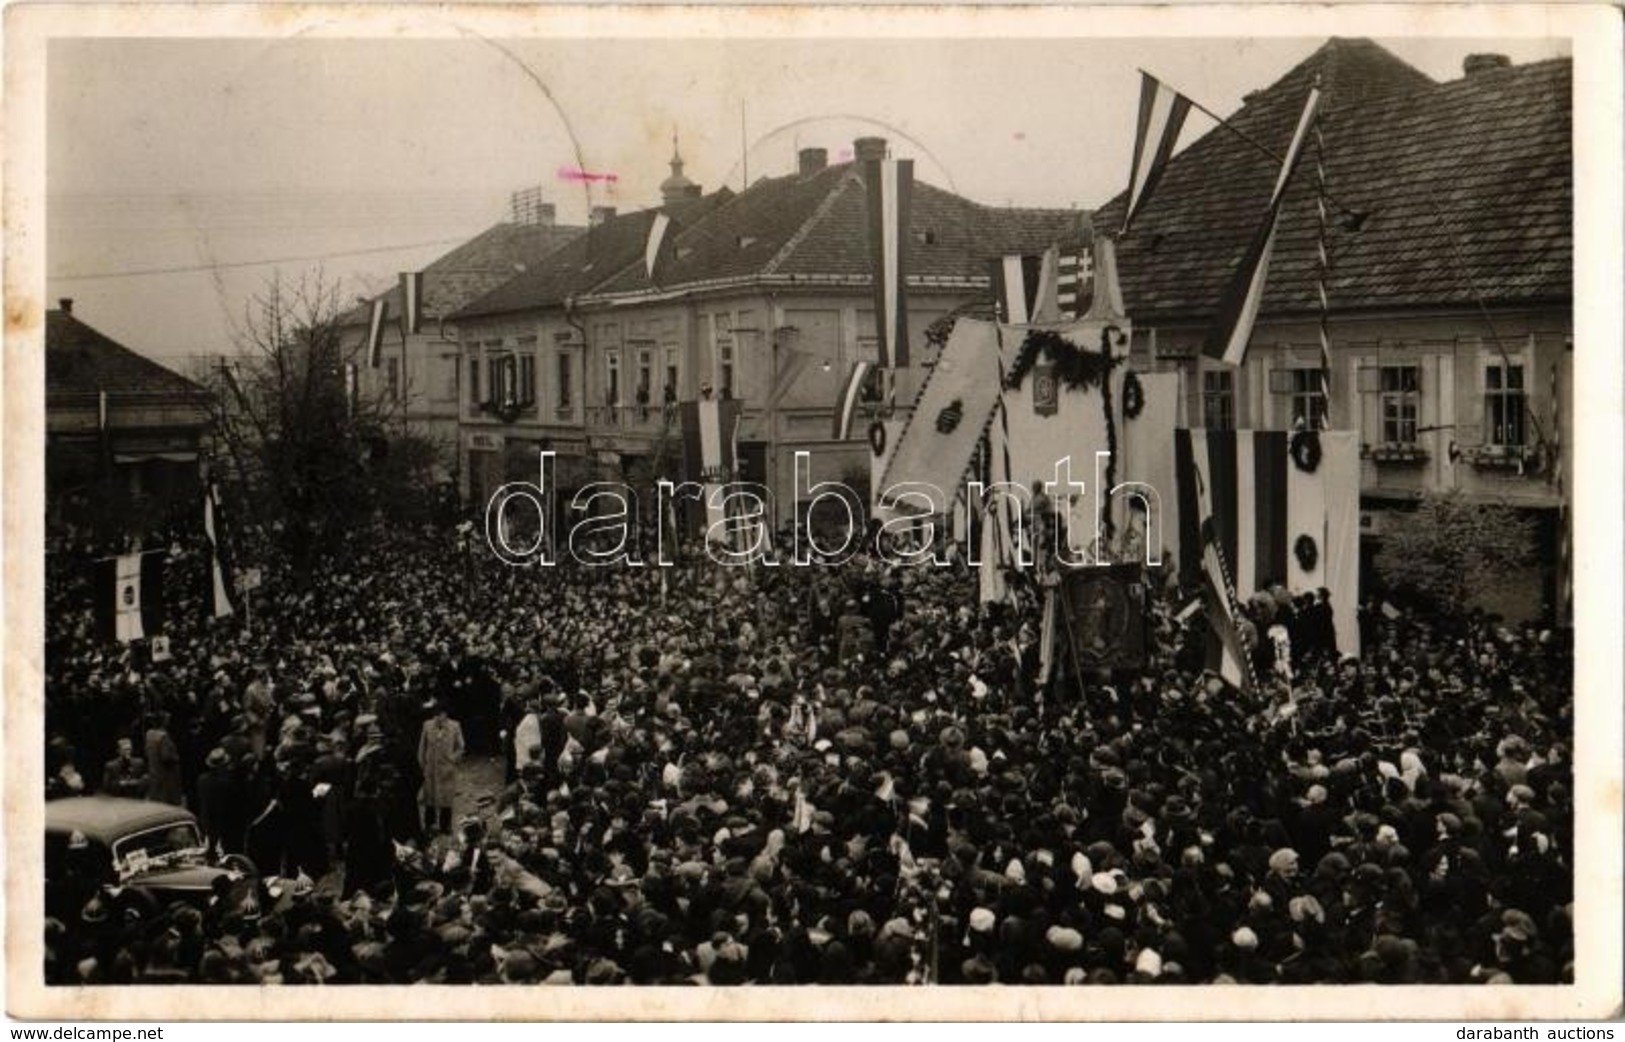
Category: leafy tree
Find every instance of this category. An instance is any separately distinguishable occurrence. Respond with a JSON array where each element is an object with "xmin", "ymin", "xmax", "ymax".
[{"xmin": 1373, "ymin": 490, "xmax": 1536, "ymax": 609}]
